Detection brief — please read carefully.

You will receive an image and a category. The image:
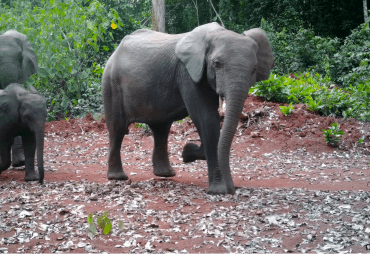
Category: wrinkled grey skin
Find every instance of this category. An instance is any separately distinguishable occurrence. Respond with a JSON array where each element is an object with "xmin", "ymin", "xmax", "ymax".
[
  {"xmin": 102, "ymin": 23, "xmax": 274, "ymax": 194},
  {"xmin": 0, "ymin": 84, "xmax": 46, "ymax": 184},
  {"xmin": 0, "ymin": 30, "xmax": 38, "ymax": 167}
]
